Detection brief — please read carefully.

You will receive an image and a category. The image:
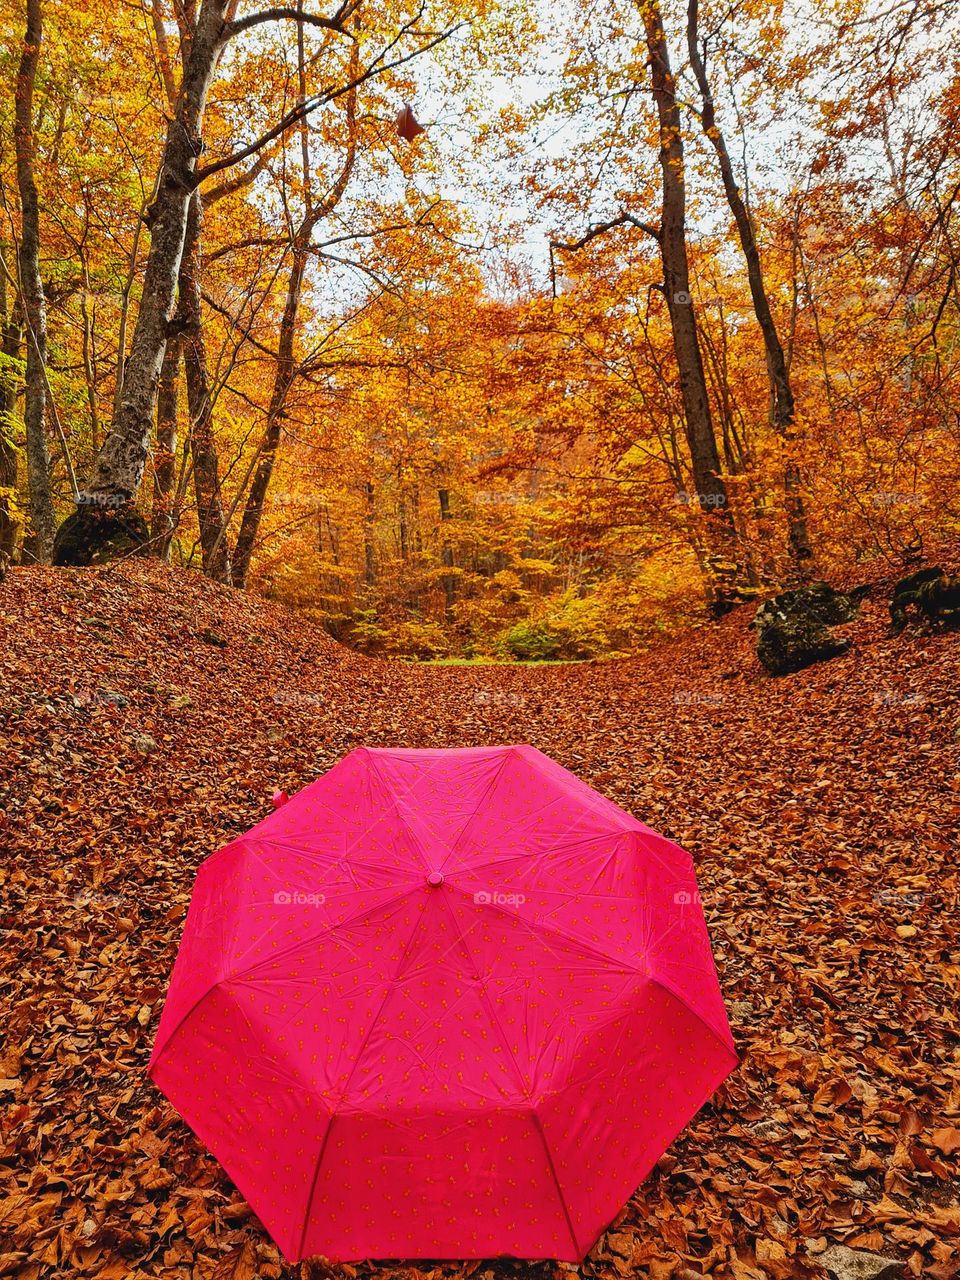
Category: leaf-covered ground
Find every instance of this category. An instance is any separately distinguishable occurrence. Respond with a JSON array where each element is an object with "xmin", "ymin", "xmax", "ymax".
[{"xmin": 1, "ymin": 559, "xmax": 958, "ymax": 1280}]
